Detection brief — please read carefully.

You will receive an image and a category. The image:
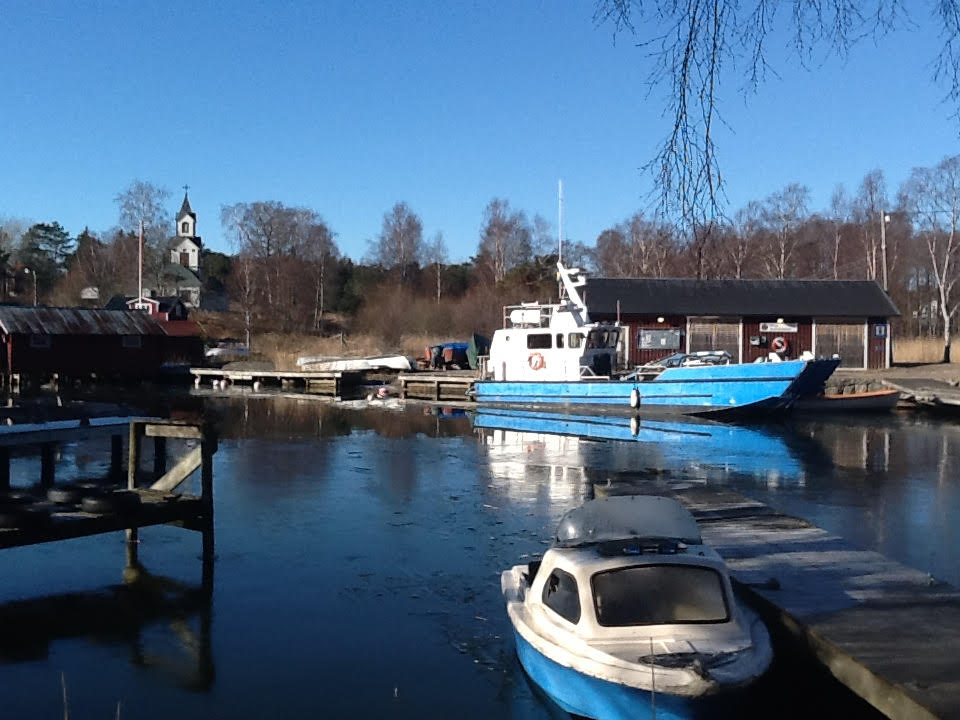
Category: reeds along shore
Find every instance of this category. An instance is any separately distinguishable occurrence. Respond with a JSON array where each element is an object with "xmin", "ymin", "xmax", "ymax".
[{"xmin": 892, "ymin": 337, "xmax": 960, "ymax": 364}]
